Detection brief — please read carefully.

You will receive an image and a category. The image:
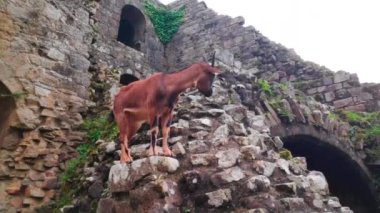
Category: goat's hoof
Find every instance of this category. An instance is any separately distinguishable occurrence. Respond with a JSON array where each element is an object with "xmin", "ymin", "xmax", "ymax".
[{"xmin": 162, "ymin": 148, "xmax": 173, "ymax": 157}]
